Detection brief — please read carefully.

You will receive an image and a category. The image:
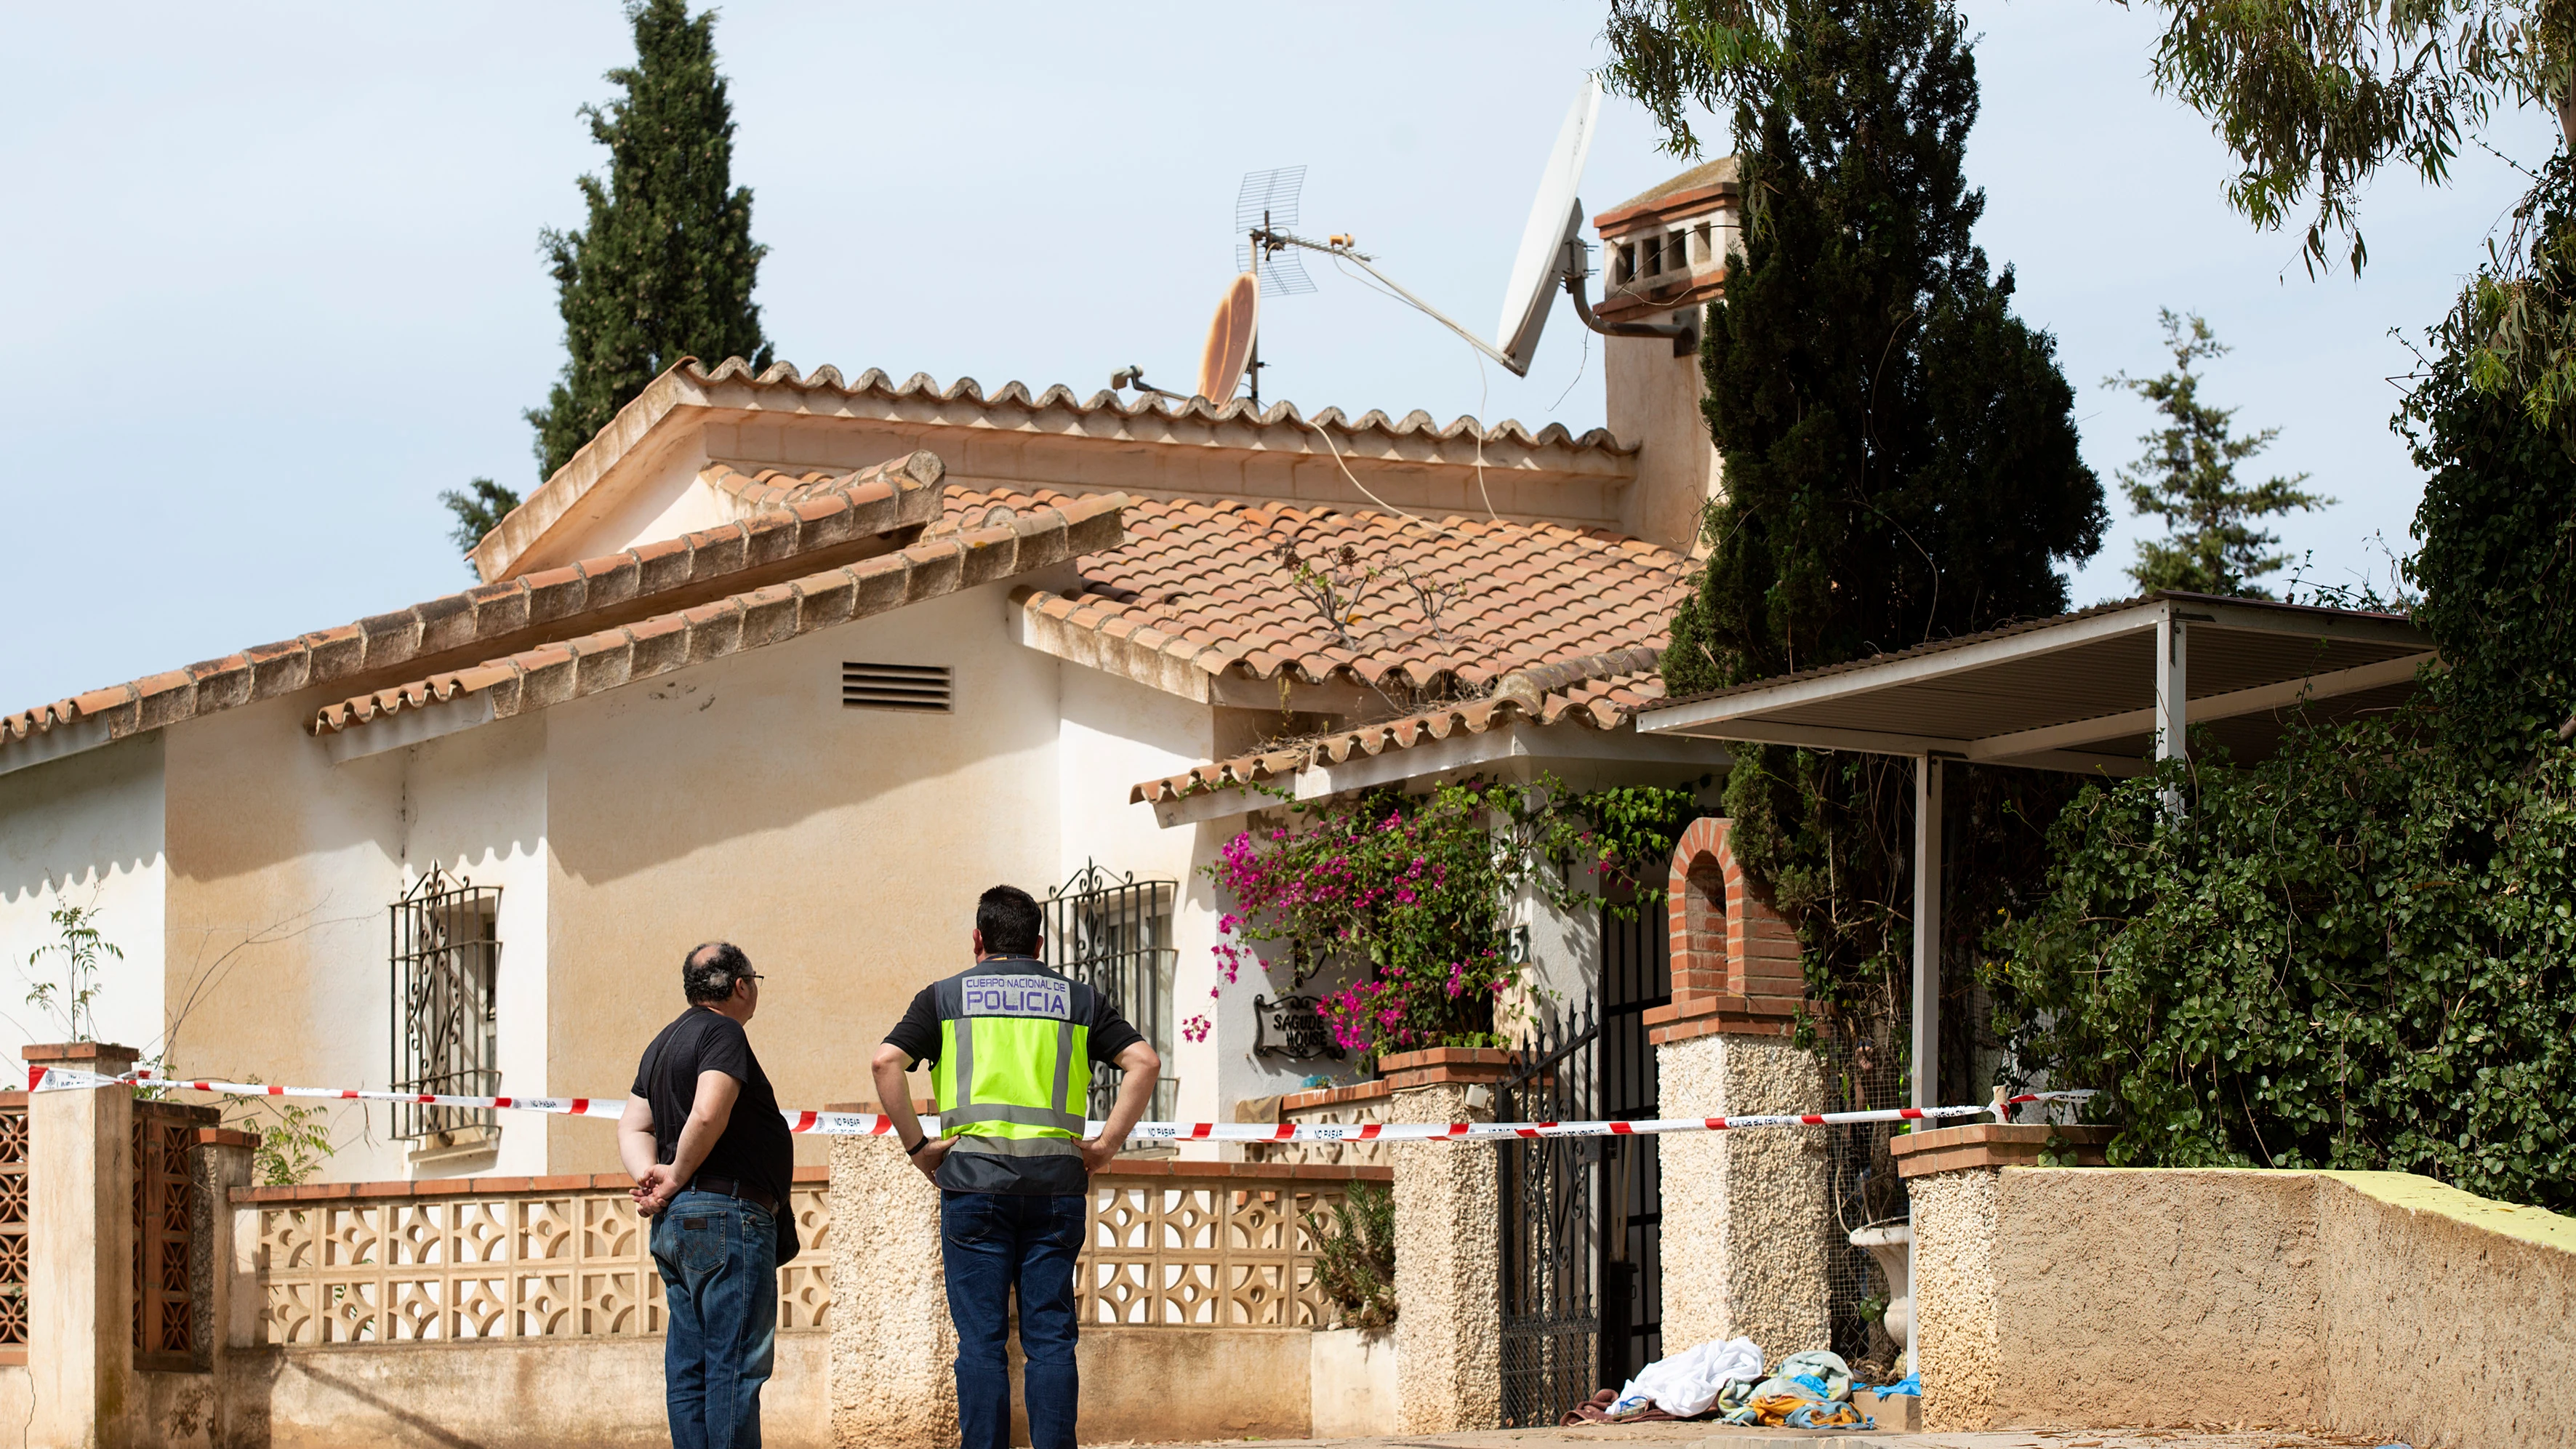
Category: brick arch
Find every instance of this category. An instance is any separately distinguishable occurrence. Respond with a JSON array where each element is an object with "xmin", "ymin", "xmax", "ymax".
[{"xmin": 1664, "ymin": 817, "xmax": 1802, "ymax": 1013}]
